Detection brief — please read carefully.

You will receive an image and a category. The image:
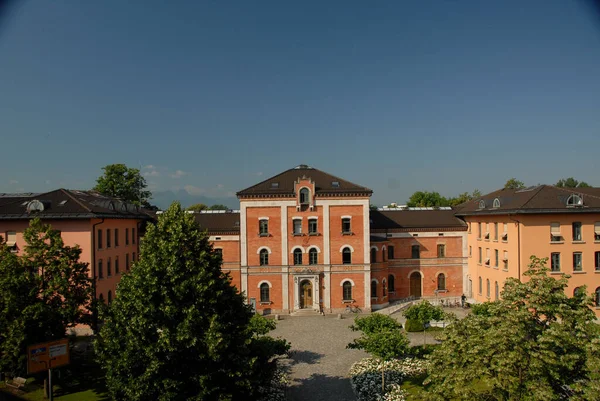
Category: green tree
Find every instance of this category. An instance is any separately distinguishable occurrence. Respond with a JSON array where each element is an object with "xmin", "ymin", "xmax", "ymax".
[
  {"xmin": 503, "ymin": 178, "xmax": 526, "ymax": 190},
  {"xmin": 448, "ymin": 189, "xmax": 482, "ymax": 206},
  {"xmin": 208, "ymin": 204, "xmax": 229, "ymax": 210},
  {"xmin": 94, "ymin": 164, "xmax": 152, "ymax": 206},
  {"xmin": 425, "ymin": 256, "xmax": 600, "ymax": 400},
  {"xmin": 555, "ymin": 177, "xmax": 591, "ymax": 188},
  {"xmin": 186, "ymin": 203, "xmax": 208, "ymax": 212},
  {"xmin": 406, "ymin": 191, "xmax": 450, "ymax": 207},
  {"xmin": 403, "ymin": 300, "xmax": 445, "ymax": 345},
  {"xmin": 95, "ymin": 203, "xmax": 288, "ymax": 401},
  {"xmin": 0, "ymin": 219, "xmax": 93, "ymax": 376}
]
